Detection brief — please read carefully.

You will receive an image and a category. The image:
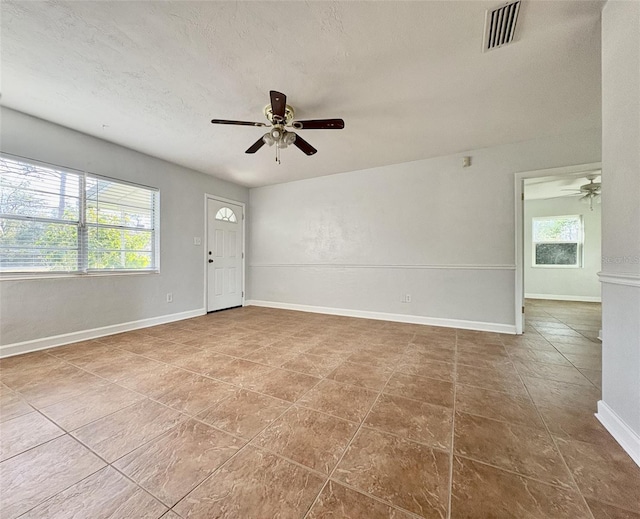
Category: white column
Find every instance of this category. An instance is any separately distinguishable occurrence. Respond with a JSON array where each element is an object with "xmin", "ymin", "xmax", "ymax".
[{"xmin": 597, "ymin": 0, "xmax": 640, "ymax": 467}]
